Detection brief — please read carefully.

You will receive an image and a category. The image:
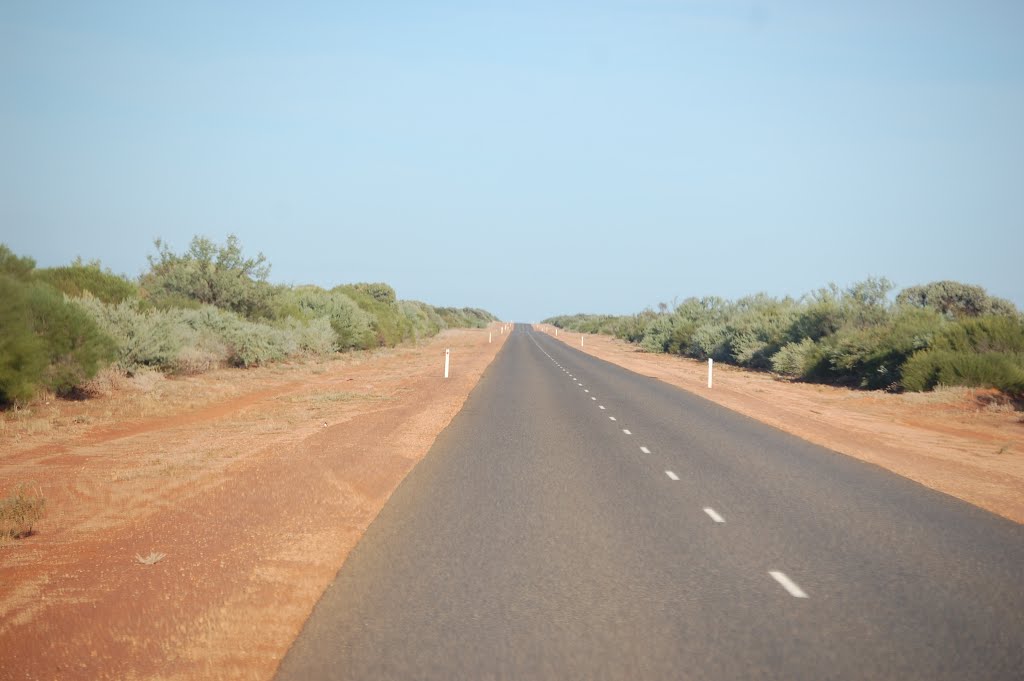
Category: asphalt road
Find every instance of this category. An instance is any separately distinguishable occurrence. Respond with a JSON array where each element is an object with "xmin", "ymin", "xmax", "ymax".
[{"xmin": 275, "ymin": 324, "xmax": 1024, "ymax": 680}]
